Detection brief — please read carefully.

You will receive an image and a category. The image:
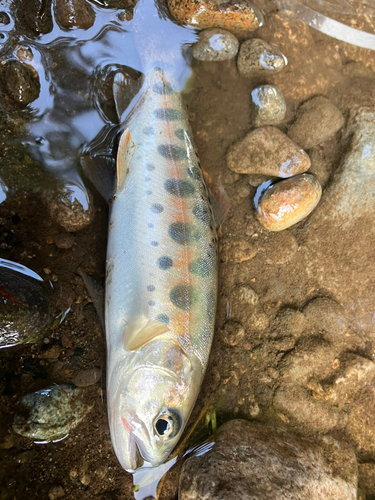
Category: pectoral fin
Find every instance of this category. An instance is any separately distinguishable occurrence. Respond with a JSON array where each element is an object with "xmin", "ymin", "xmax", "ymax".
[
  {"xmin": 124, "ymin": 318, "xmax": 170, "ymax": 351},
  {"xmin": 116, "ymin": 128, "xmax": 136, "ymax": 193}
]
